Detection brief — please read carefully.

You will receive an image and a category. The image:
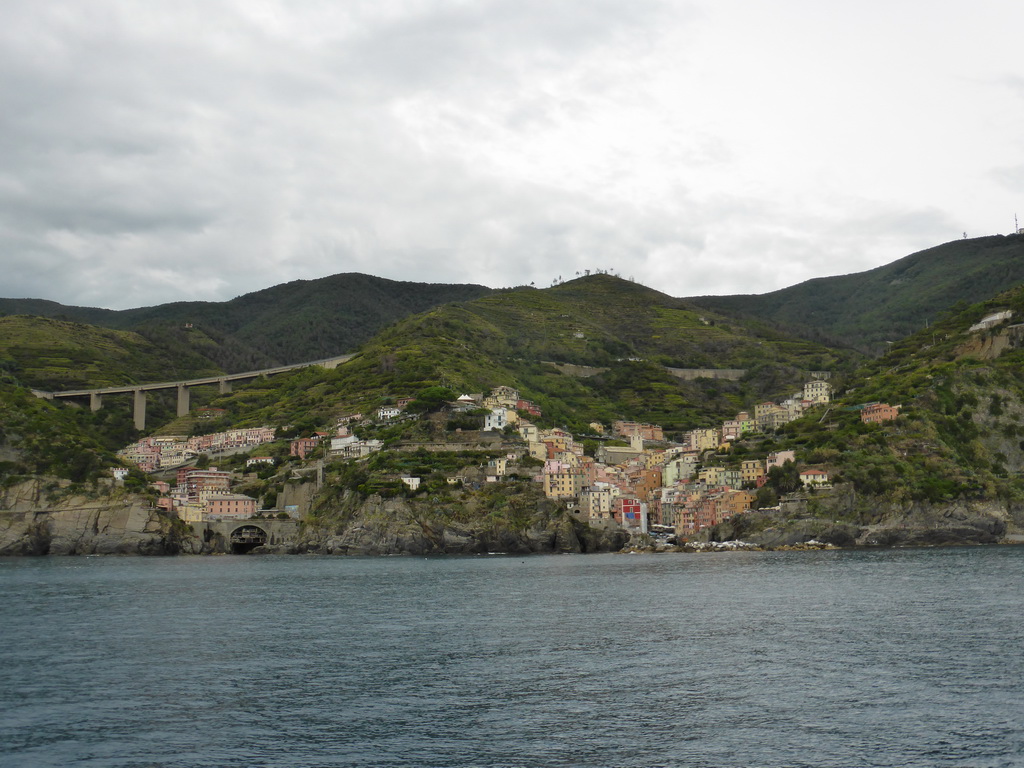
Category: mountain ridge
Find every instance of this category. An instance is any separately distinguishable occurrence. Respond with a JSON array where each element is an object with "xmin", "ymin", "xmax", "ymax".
[
  {"xmin": 8, "ymin": 234, "xmax": 1023, "ymax": 368},
  {"xmin": 0, "ymin": 273, "xmax": 495, "ymax": 373},
  {"xmin": 690, "ymin": 234, "xmax": 1024, "ymax": 353},
  {"xmin": 5, "ymin": 250, "xmax": 1024, "ymax": 551}
]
